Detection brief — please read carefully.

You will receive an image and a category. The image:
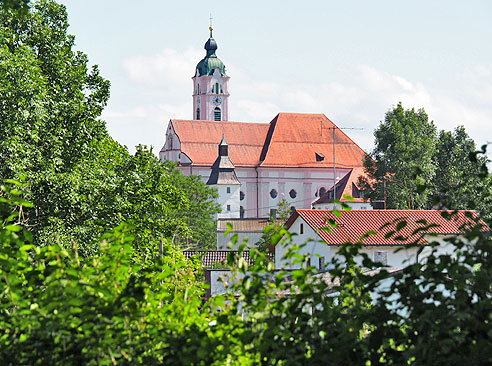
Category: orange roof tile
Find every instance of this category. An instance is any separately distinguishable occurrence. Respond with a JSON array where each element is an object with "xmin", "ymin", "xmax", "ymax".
[
  {"xmin": 171, "ymin": 119, "xmax": 269, "ymax": 167},
  {"xmin": 259, "ymin": 113, "xmax": 367, "ymax": 168},
  {"xmin": 286, "ymin": 209, "xmax": 487, "ymax": 246},
  {"xmin": 169, "ymin": 113, "xmax": 368, "ymax": 169},
  {"xmin": 314, "ymin": 167, "xmax": 369, "ymax": 204}
]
